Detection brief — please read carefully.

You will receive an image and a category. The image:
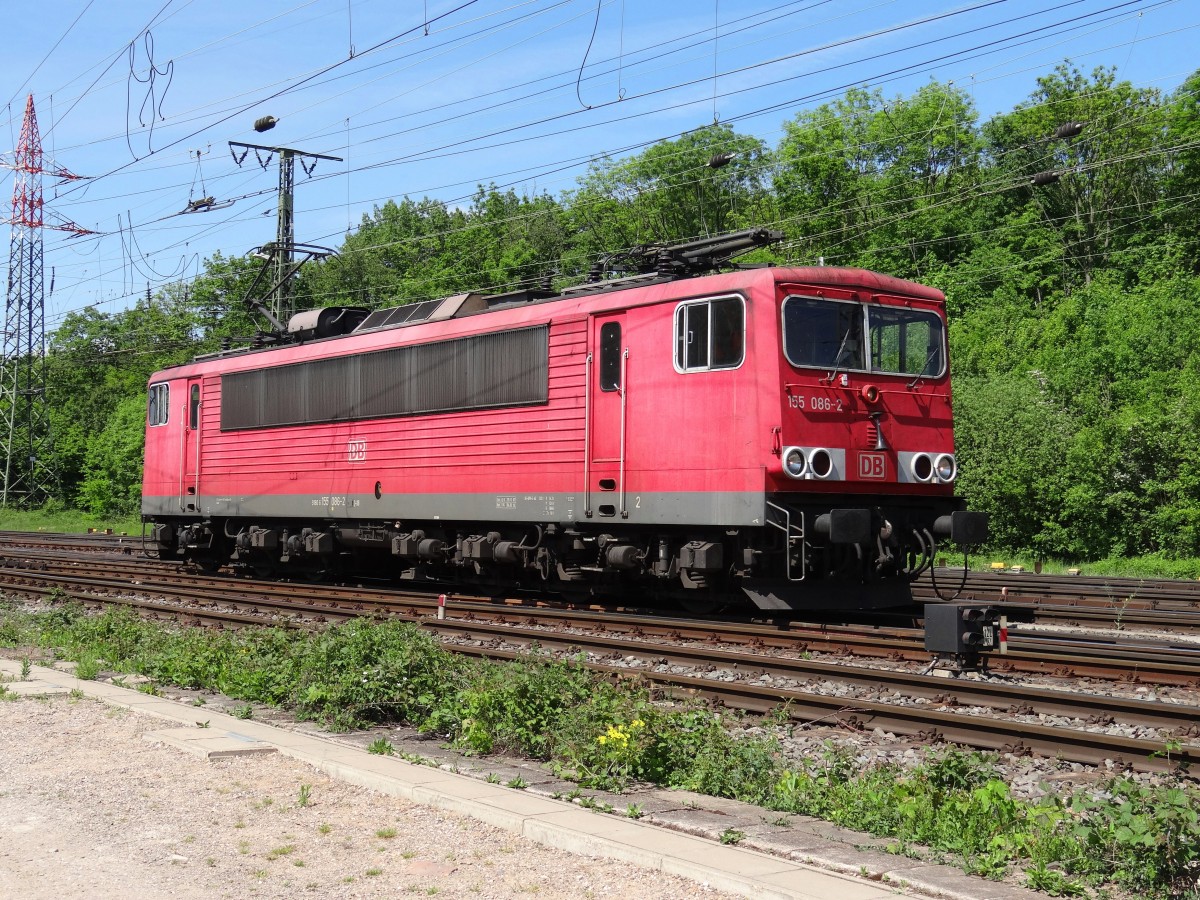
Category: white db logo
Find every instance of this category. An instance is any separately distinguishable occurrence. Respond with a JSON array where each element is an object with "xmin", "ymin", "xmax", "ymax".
[
  {"xmin": 347, "ymin": 440, "xmax": 367, "ymax": 462},
  {"xmin": 858, "ymin": 452, "xmax": 886, "ymax": 480}
]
